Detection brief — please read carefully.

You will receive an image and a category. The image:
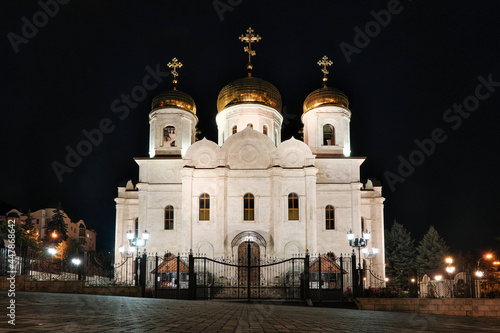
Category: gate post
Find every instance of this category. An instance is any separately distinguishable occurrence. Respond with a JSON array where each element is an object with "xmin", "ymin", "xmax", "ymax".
[
  {"xmin": 188, "ymin": 250, "xmax": 195, "ymax": 300},
  {"xmin": 177, "ymin": 253, "xmax": 181, "ymax": 299},
  {"xmin": 154, "ymin": 254, "xmax": 158, "ymax": 298},
  {"xmin": 351, "ymin": 251, "xmax": 358, "ymax": 298},
  {"xmin": 304, "ymin": 250, "xmax": 310, "ymax": 301},
  {"xmin": 247, "ymin": 241, "xmax": 251, "ymax": 300},
  {"xmin": 340, "ymin": 256, "xmax": 344, "ymax": 305},
  {"xmin": 318, "ymin": 254, "xmax": 322, "ymax": 302},
  {"xmin": 140, "ymin": 253, "xmax": 147, "ymax": 297}
]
